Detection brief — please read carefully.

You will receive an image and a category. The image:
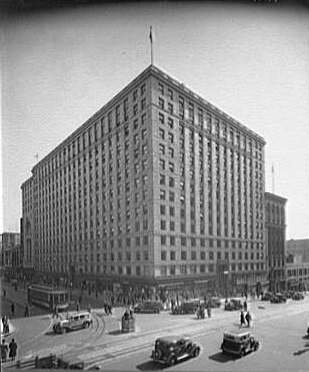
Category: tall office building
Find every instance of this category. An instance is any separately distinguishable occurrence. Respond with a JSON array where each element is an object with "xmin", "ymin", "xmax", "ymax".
[
  {"xmin": 21, "ymin": 65, "xmax": 267, "ymax": 293},
  {"xmin": 265, "ymin": 192, "xmax": 287, "ymax": 292}
]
